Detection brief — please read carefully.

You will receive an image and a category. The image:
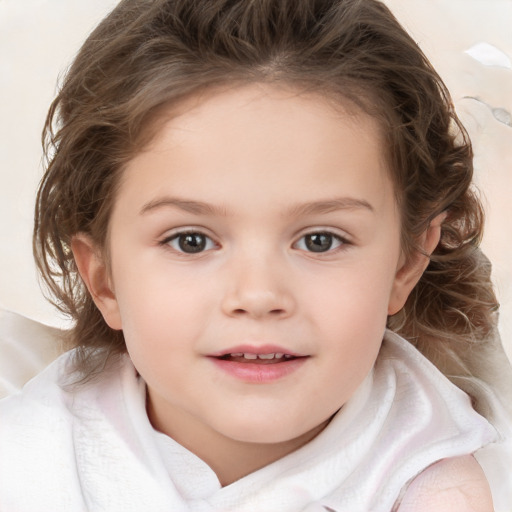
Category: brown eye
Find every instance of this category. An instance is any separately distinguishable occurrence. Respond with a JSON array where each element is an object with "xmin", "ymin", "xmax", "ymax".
[
  {"xmin": 165, "ymin": 232, "xmax": 215, "ymax": 253},
  {"xmin": 305, "ymin": 233, "xmax": 335, "ymax": 252},
  {"xmin": 179, "ymin": 233, "xmax": 206, "ymax": 253},
  {"xmin": 295, "ymin": 232, "xmax": 346, "ymax": 253}
]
